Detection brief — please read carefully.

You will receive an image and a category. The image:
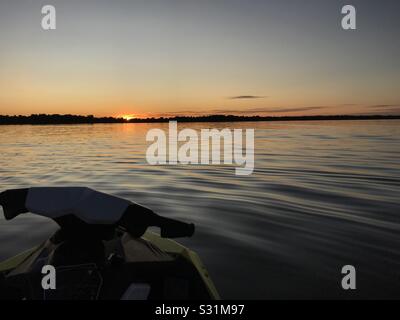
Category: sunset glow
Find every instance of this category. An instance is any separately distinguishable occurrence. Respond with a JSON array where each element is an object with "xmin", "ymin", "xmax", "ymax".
[{"xmin": 121, "ymin": 114, "xmax": 137, "ymax": 121}]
